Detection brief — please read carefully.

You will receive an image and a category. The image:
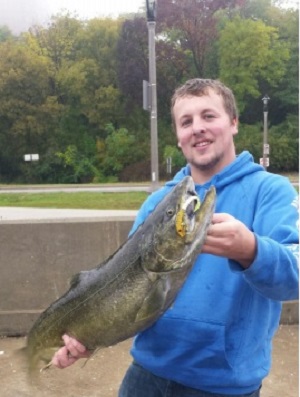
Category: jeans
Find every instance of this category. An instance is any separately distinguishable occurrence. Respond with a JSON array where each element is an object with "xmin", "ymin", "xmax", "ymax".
[{"xmin": 118, "ymin": 362, "xmax": 261, "ymax": 397}]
